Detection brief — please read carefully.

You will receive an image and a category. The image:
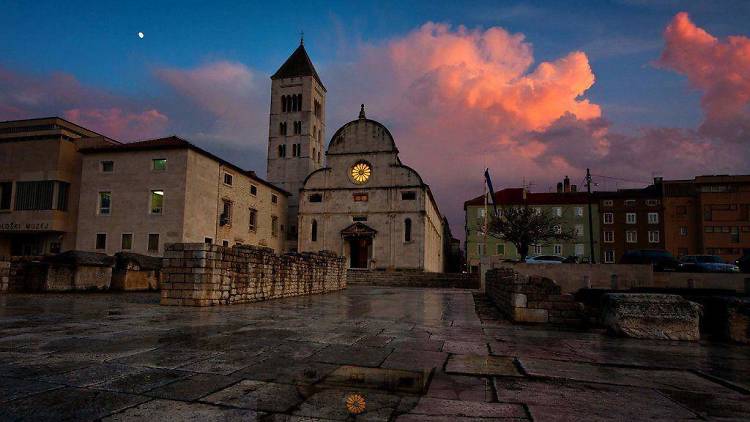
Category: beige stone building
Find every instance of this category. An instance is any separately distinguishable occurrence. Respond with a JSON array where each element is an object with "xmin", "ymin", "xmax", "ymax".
[
  {"xmin": 298, "ymin": 106, "xmax": 445, "ymax": 272},
  {"xmin": 0, "ymin": 117, "xmax": 116, "ymax": 256},
  {"xmin": 76, "ymin": 137, "xmax": 288, "ymax": 256},
  {"xmin": 266, "ymin": 41, "xmax": 326, "ymax": 251}
]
